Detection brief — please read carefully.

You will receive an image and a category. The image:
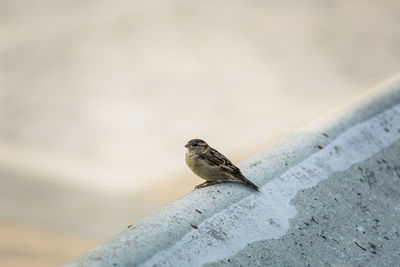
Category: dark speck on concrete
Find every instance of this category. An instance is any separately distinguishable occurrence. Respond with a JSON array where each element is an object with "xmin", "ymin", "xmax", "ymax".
[
  {"xmin": 249, "ymin": 161, "xmax": 262, "ymax": 168},
  {"xmin": 190, "ymin": 224, "xmax": 198, "ymax": 229},
  {"xmin": 317, "ymin": 145, "xmax": 323, "ymax": 149},
  {"xmin": 311, "ymin": 216, "xmax": 320, "ymax": 224},
  {"xmin": 322, "ymin": 133, "xmax": 329, "ymax": 137},
  {"xmin": 354, "ymin": 241, "xmax": 367, "ymax": 251}
]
